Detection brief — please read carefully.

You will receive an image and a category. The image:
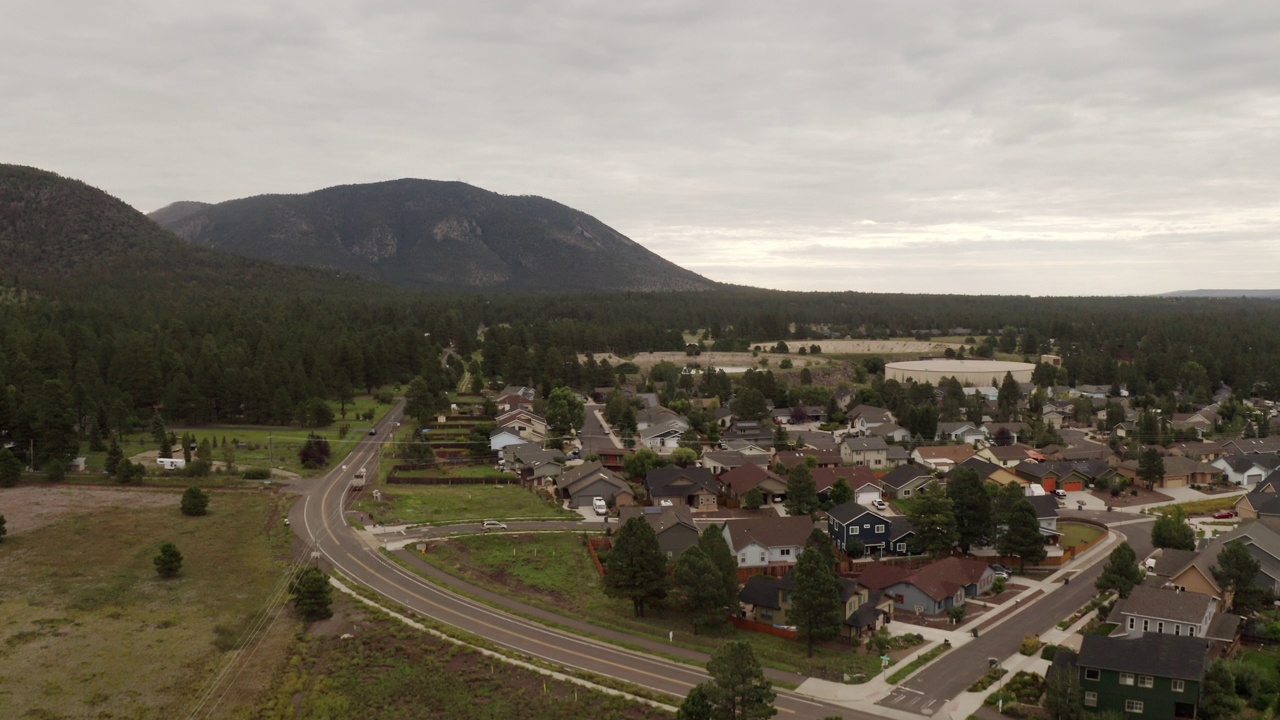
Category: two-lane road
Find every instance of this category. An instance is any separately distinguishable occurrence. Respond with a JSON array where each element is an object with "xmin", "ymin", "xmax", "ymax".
[{"xmin": 291, "ymin": 403, "xmax": 876, "ymax": 719}]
